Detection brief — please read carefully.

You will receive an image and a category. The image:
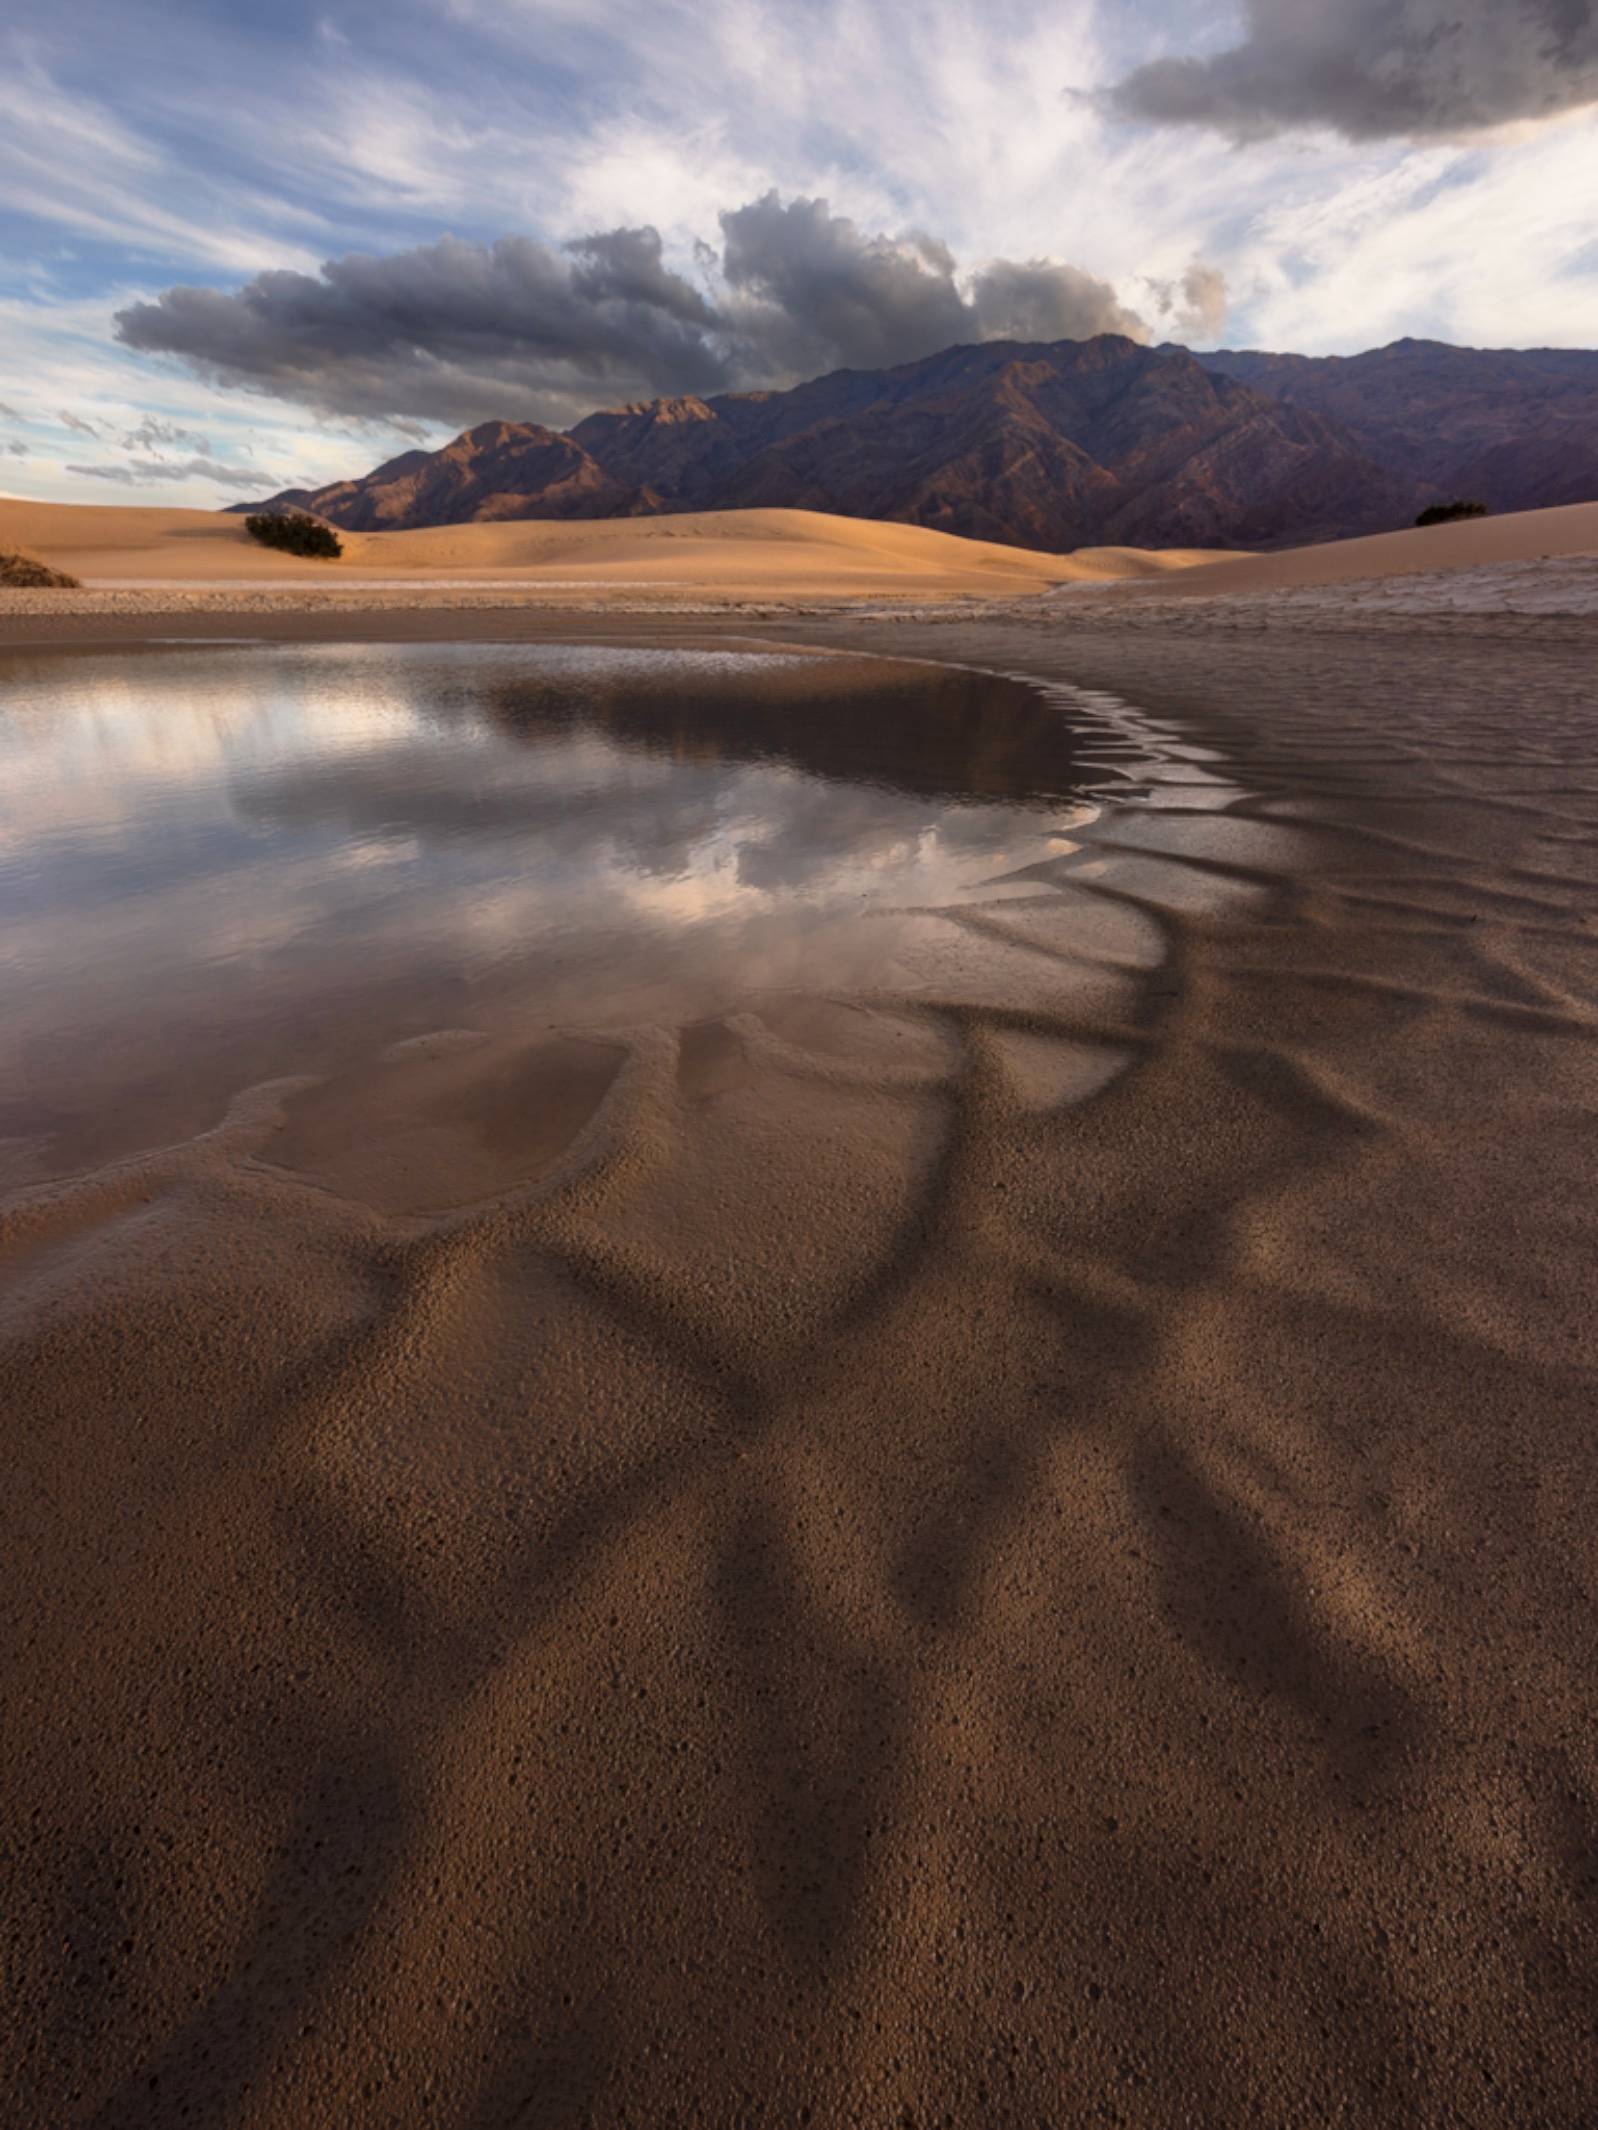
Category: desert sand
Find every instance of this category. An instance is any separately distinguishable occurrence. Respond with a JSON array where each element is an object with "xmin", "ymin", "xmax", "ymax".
[
  {"xmin": 3, "ymin": 494, "xmax": 1596, "ymax": 625},
  {"xmin": 1116, "ymin": 494, "xmax": 1598, "ymax": 595},
  {"xmin": 2, "ymin": 533, "xmax": 1598, "ymax": 2126},
  {"xmin": 0, "ymin": 494, "xmax": 1229, "ymax": 601}
]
